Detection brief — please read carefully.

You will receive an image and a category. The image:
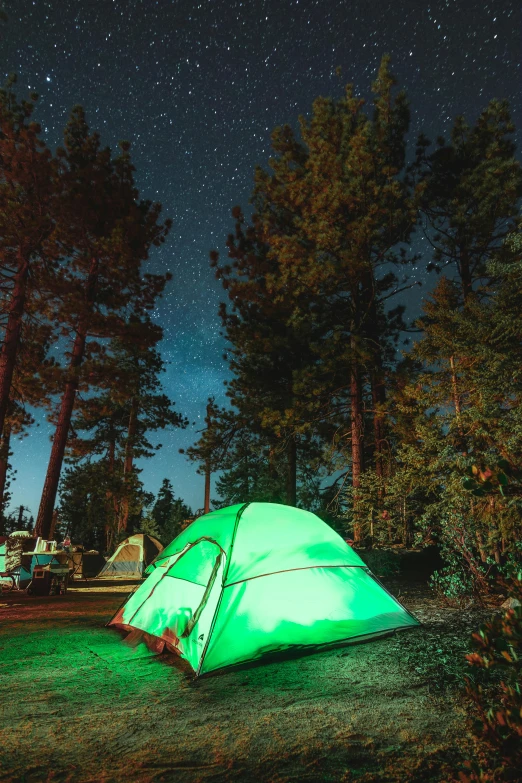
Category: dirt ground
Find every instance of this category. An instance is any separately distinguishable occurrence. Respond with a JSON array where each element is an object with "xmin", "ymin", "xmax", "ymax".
[{"xmin": 0, "ymin": 577, "xmax": 495, "ymax": 783}]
